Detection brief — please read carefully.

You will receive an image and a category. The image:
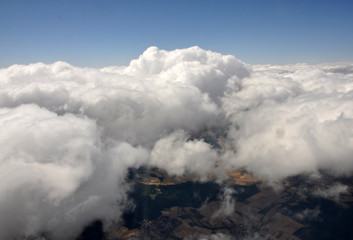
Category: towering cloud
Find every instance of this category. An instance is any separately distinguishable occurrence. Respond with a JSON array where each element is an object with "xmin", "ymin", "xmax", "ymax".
[
  {"xmin": 0, "ymin": 47, "xmax": 352, "ymax": 239},
  {"xmin": 0, "ymin": 47, "xmax": 249, "ymax": 239}
]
